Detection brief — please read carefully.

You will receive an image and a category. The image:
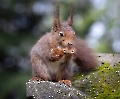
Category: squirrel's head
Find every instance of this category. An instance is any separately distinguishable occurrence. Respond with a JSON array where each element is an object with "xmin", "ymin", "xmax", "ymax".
[{"xmin": 51, "ymin": 5, "xmax": 75, "ymax": 47}]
